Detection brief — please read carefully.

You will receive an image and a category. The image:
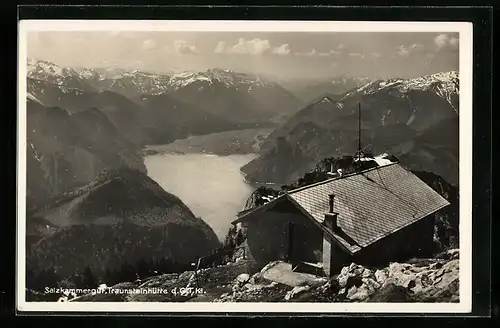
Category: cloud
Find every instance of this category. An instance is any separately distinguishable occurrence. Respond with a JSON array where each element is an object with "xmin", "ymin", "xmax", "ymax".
[
  {"xmin": 229, "ymin": 38, "xmax": 271, "ymax": 55},
  {"xmin": 216, "ymin": 38, "xmax": 289, "ymax": 56},
  {"xmin": 371, "ymin": 52, "xmax": 381, "ymax": 58},
  {"xmin": 348, "ymin": 52, "xmax": 365, "ymax": 59},
  {"xmin": 214, "ymin": 41, "xmax": 227, "ymax": 54},
  {"xmin": 449, "ymin": 37, "xmax": 459, "ymax": 47},
  {"xmin": 396, "ymin": 43, "xmax": 423, "ymax": 57},
  {"xmin": 434, "ymin": 34, "xmax": 459, "ymax": 50},
  {"xmin": 271, "ymin": 44, "xmax": 291, "ymax": 55},
  {"xmin": 337, "ymin": 43, "xmax": 345, "ymax": 49},
  {"xmin": 434, "ymin": 34, "xmax": 448, "ymax": 49},
  {"xmin": 142, "ymin": 39, "xmax": 157, "ymax": 51},
  {"xmin": 173, "ymin": 40, "xmax": 199, "ymax": 55},
  {"xmin": 295, "ymin": 48, "xmax": 341, "ymax": 57},
  {"xmin": 397, "ymin": 45, "xmax": 410, "ymax": 57}
]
